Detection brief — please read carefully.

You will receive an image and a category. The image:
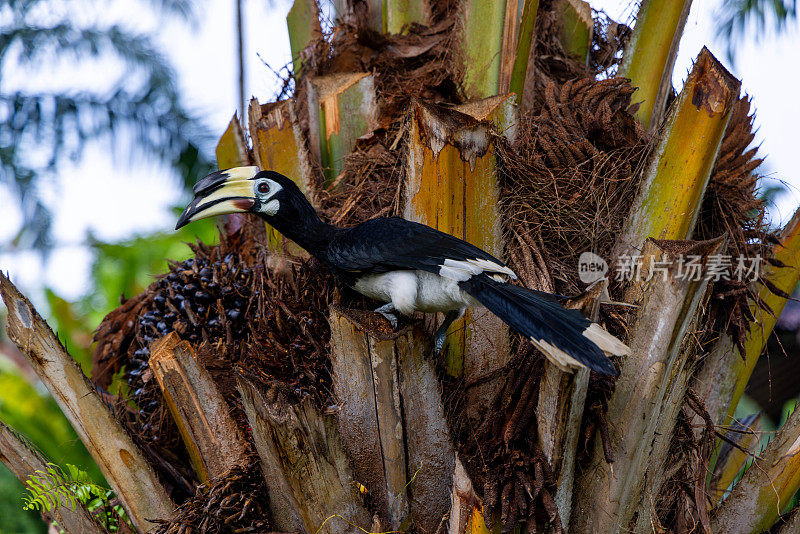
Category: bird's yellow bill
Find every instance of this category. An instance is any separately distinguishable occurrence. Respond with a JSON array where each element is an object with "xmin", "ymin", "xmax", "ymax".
[{"xmin": 176, "ymin": 167, "xmax": 260, "ymax": 229}]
